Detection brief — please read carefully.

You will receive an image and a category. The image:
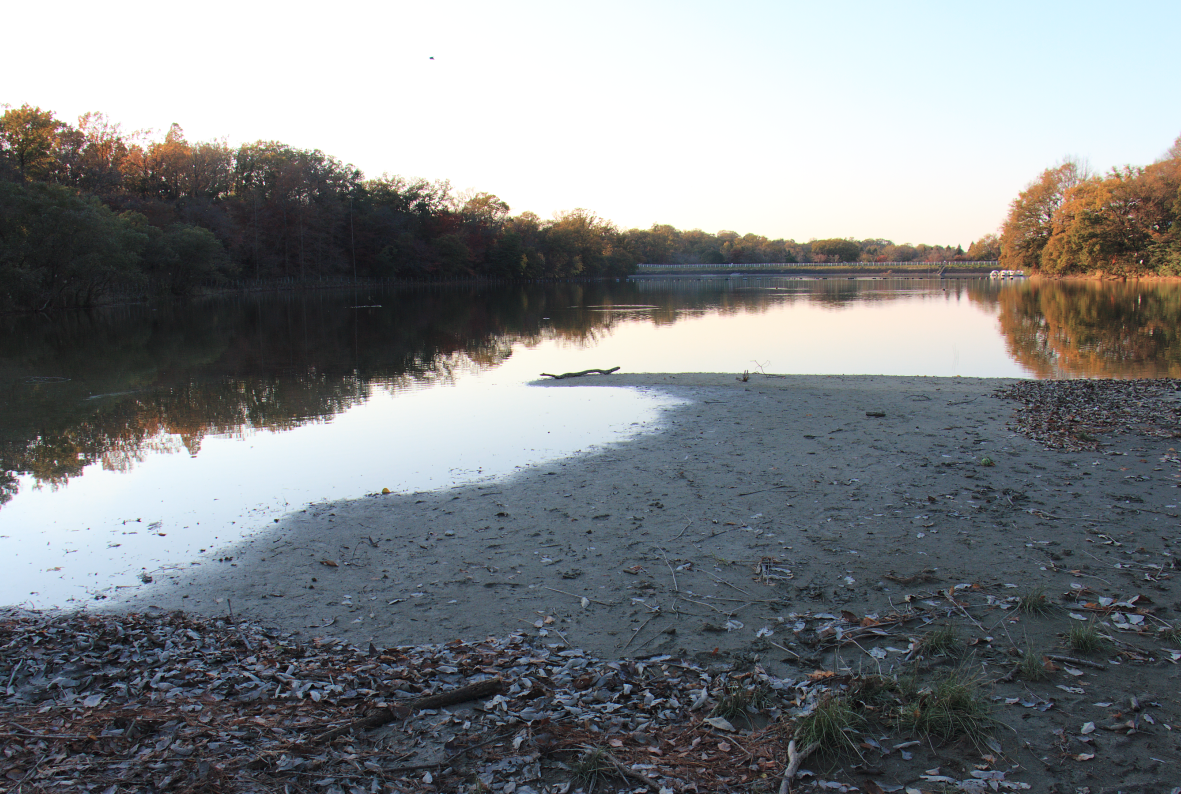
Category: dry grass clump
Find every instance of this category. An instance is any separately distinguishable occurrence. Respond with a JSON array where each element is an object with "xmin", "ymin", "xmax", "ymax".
[
  {"xmin": 1017, "ymin": 587, "xmax": 1053, "ymax": 616},
  {"xmin": 916, "ymin": 625, "xmax": 962, "ymax": 657},
  {"xmin": 1017, "ymin": 649, "xmax": 1050, "ymax": 681},
  {"xmin": 898, "ymin": 669, "xmax": 993, "ymax": 746},
  {"xmin": 793, "ymin": 694, "xmax": 863, "ymax": 759},
  {"xmin": 568, "ymin": 745, "xmax": 616, "ymax": 791},
  {"xmin": 1067, "ymin": 620, "xmax": 1111, "ymax": 655},
  {"xmin": 710, "ymin": 676, "xmax": 774, "ymax": 725}
]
